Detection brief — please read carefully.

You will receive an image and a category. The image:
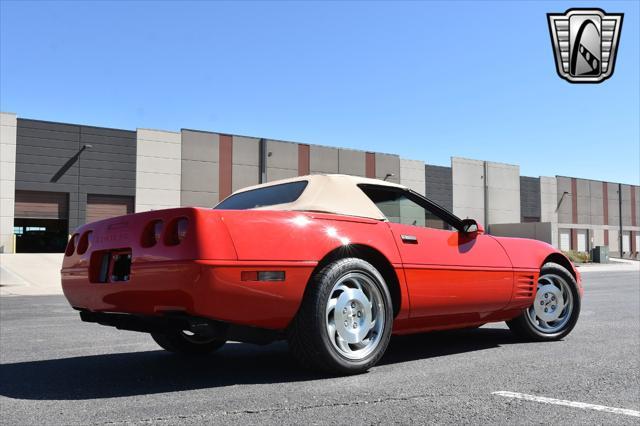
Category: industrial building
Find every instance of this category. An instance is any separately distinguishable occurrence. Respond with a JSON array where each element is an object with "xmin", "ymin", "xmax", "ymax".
[{"xmin": 1, "ymin": 112, "xmax": 638, "ymax": 257}]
